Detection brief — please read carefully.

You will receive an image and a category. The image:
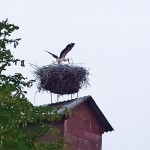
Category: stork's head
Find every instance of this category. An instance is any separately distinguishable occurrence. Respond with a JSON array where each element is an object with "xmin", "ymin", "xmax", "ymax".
[
  {"xmin": 57, "ymin": 58, "xmax": 69, "ymax": 64},
  {"xmin": 67, "ymin": 58, "xmax": 69, "ymax": 63},
  {"xmin": 63, "ymin": 58, "xmax": 70, "ymax": 63}
]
